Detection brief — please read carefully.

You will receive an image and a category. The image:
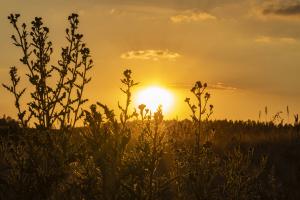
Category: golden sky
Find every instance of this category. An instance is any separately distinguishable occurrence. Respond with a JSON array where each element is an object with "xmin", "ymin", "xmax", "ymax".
[{"xmin": 0, "ymin": 0, "xmax": 300, "ymax": 121}]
